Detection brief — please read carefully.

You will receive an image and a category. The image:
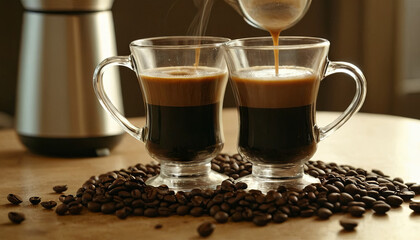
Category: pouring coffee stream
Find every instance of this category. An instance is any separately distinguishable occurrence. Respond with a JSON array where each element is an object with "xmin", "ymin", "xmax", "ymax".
[{"xmin": 225, "ymin": 0, "xmax": 312, "ymax": 75}]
